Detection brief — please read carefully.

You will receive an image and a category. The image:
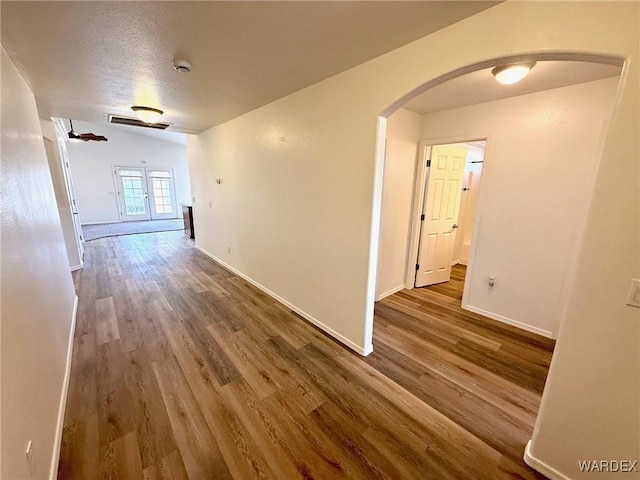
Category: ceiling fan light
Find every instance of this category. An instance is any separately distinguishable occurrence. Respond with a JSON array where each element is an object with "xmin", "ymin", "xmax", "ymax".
[
  {"xmin": 68, "ymin": 131, "xmax": 81, "ymax": 142},
  {"xmin": 491, "ymin": 62, "xmax": 536, "ymax": 85},
  {"xmin": 131, "ymin": 106, "xmax": 164, "ymax": 124},
  {"xmin": 67, "ymin": 119, "xmax": 81, "ymax": 142}
]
